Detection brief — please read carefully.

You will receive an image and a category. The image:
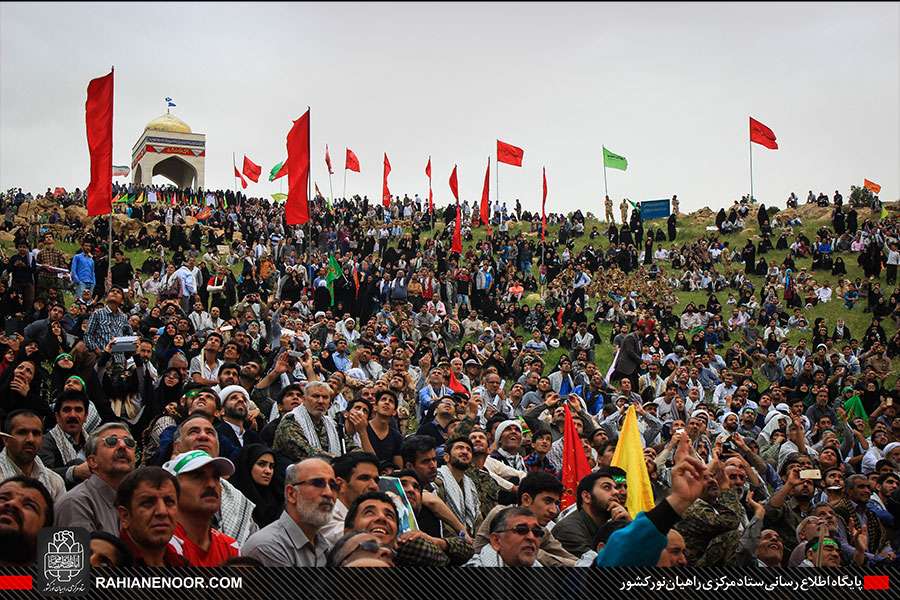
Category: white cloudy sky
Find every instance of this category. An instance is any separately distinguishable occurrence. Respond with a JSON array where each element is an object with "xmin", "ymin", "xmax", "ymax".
[{"xmin": 1, "ymin": 2, "xmax": 898, "ymax": 215}]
